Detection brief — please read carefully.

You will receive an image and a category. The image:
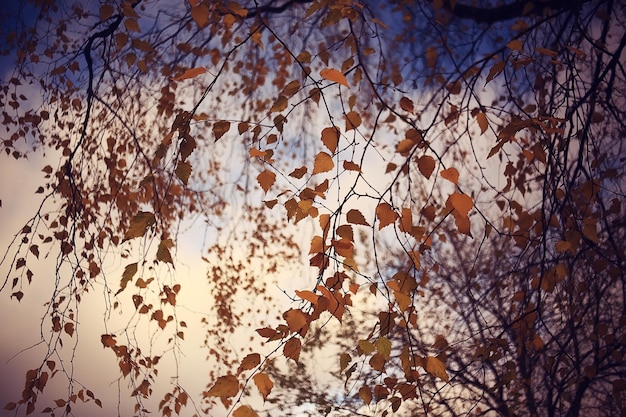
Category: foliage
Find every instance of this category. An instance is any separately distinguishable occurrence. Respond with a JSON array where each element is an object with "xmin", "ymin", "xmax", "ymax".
[{"xmin": 1, "ymin": 0, "xmax": 625, "ymax": 416}]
